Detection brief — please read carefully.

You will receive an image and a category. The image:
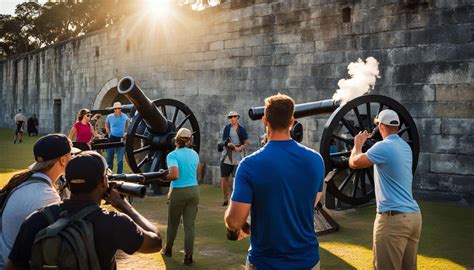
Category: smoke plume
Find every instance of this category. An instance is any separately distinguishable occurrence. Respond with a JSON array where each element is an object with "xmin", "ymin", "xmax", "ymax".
[{"xmin": 332, "ymin": 57, "xmax": 380, "ymax": 105}]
